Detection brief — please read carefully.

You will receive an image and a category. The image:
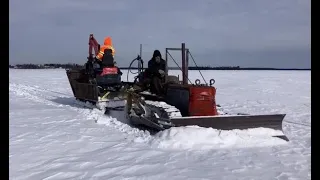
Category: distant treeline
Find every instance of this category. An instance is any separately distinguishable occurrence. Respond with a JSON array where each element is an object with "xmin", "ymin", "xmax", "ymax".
[
  {"xmin": 9, "ymin": 63, "xmax": 83, "ymax": 69},
  {"xmin": 9, "ymin": 64, "xmax": 310, "ymax": 71}
]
